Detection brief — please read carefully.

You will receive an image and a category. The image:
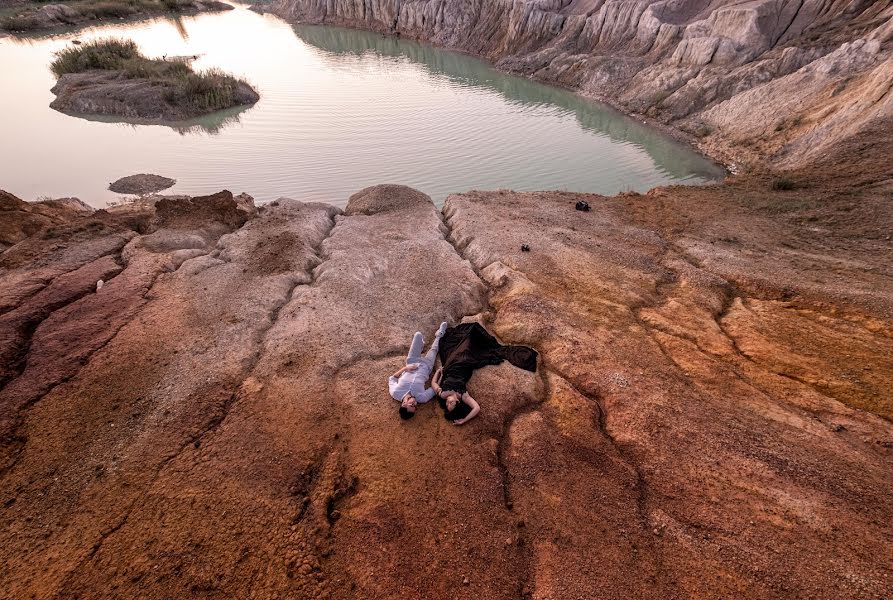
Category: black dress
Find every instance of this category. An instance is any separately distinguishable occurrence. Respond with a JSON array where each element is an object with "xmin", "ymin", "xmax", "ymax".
[{"xmin": 436, "ymin": 323, "xmax": 538, "ymax": 420}]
